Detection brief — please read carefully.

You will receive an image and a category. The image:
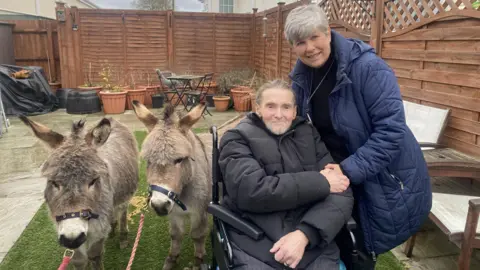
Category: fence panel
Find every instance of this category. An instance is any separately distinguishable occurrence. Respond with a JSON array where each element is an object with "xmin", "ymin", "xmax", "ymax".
[{"xmin": 380, "ymin": 1, "xmax": 480, "ymax": 157}]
